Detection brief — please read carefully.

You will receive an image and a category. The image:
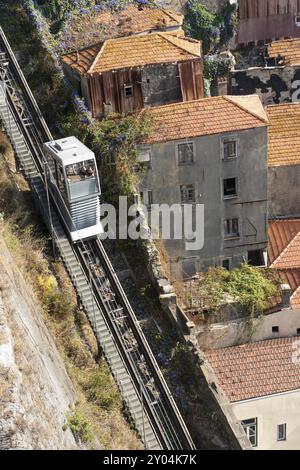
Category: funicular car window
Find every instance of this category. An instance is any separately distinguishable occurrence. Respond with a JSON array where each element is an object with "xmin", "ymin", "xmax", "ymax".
[
  {"xmin": 66, "ymin": 159, "xmax": 99, "ymax": 199},
  {"xmin": 66, "ymin": 159, "xmax": 96, "ymax": 183}
]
